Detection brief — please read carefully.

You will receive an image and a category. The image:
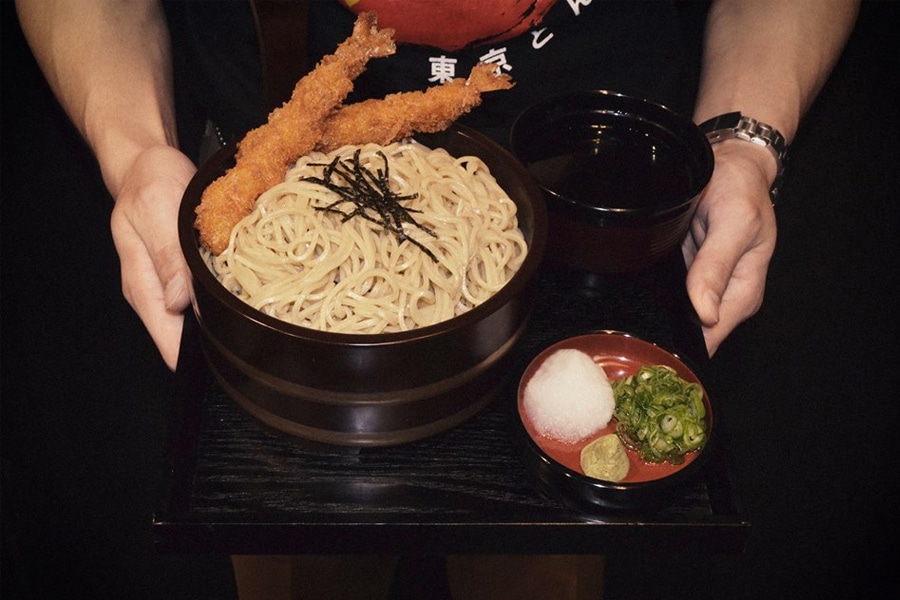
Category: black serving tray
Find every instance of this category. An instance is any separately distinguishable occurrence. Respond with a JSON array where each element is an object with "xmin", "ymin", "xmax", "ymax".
[{"xmin": 153, "ymin": 249, "xmax": 749, "ymax": 555}]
